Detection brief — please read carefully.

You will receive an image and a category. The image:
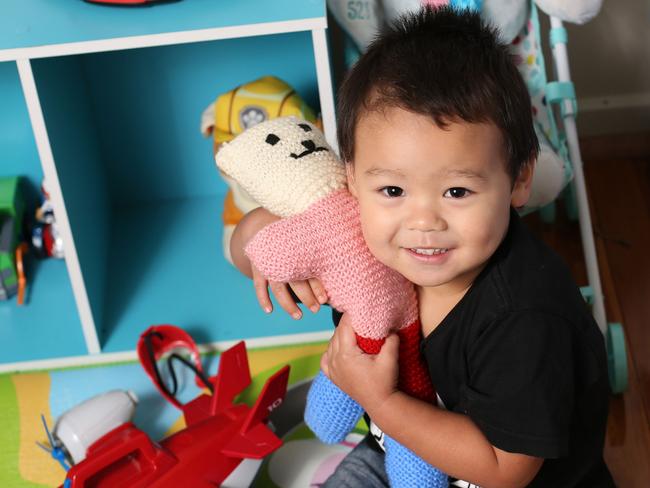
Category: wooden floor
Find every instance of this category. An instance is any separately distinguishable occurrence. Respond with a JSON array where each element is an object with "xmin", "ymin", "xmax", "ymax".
[{"xmin": 523, "ymin": 132, "xmax": 650, "ymax": 487}]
